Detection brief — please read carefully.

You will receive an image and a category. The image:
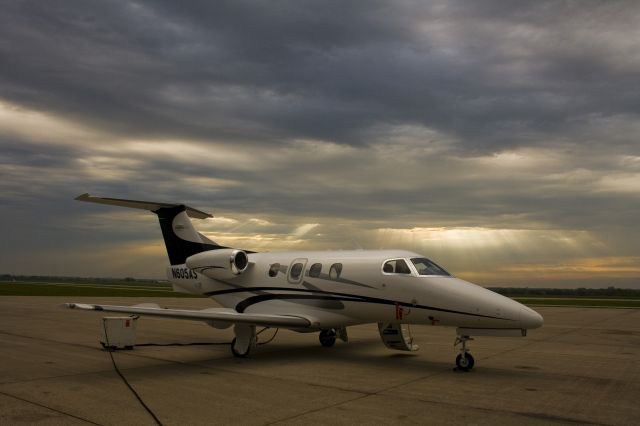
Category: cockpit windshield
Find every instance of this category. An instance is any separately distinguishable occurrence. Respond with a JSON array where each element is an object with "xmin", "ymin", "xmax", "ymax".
[{"xmin": 410, "ymin": 258, "xmax": 451, "ymax": 276}]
